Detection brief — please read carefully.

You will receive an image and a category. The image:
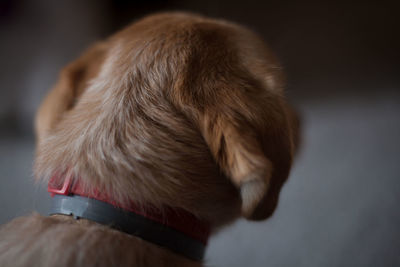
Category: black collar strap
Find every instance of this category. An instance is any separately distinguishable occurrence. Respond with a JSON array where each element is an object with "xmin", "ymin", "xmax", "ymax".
[{"xmin": 50, "ymin": 194, "xmax": 206, "ymax": 261}]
